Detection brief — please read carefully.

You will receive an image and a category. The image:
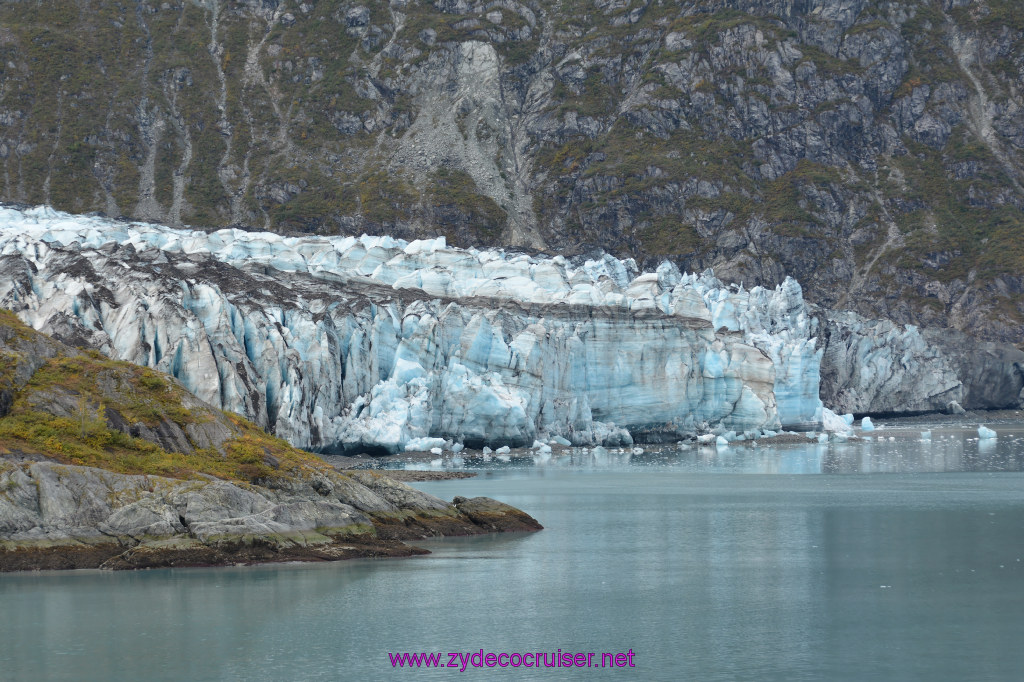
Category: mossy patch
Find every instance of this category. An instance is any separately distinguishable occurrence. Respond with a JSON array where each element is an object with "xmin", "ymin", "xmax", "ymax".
[{"xmin": 0, "ymin": 310, "xmax": 330, "ymax": 484}]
